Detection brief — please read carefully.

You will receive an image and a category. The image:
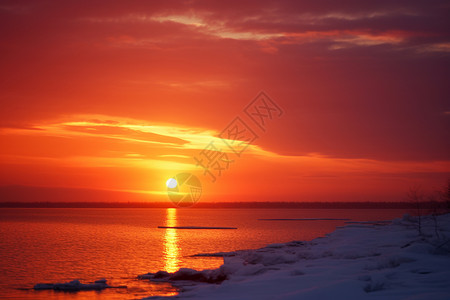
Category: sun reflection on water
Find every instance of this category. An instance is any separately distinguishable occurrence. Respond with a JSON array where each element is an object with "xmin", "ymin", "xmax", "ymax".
[{"xmin": 163, "ymin": 208, "xmax": 180, "ymax": 273}]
